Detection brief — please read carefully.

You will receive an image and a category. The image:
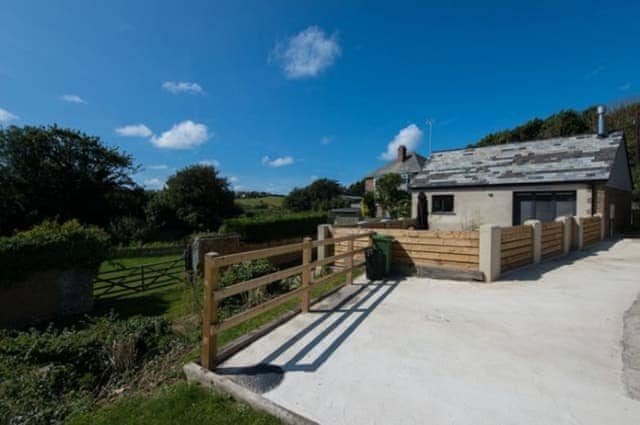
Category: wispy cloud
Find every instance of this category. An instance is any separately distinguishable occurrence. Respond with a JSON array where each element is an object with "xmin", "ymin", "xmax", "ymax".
[
  {"xmin": 60, "ymin": 94, "xmax": 86, "ymax": 104},
  {"xmin": 147, "ymin": 164, "xmax": 168, "ymax": 170},
  {"xmin": 162, "ymin": 81, "xmax": 204, "ymax": 95},
  {"xmin": 619, "ymin": 82, "xmax": 632, "ymax": 91},
  {"xmin": 115, "ymin": 124, "xmax": 153, "ymax": 138},
  {"xmin": 199, "ymin": 159, "xmax": 220, "ymax": 167},
  {"xmin": 584, "ymin": 65, "xmax": 604, "ymax": 80},
  {"xmin": 144, "ymin": 178, "xmax": 165, "ymax": 190},
  {"xmin": 0, "ymin": 107, "xmax": 19, "ymax": 124},
  {"xmin": 151, "ymin": 120, "xmax": 210, "ymax": 149},
  {"xmin": 228, "ymin": 176, "xmax": 239, "ymax": 183},
  {"xmin": 379, "ymin": 124, "xmax": 423, "ymax": 161},
  {"xmin": 262, "ymin": 155, "xmax": 295, "ymax": 167},
  {"xmin": 320, "ymin": 136, "xmax": 333, "ymax": 145},
  {"xmin": 270, "ymin": 26, "xmax": 341, "ymax": 79}
]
